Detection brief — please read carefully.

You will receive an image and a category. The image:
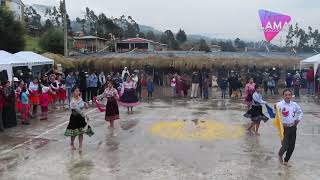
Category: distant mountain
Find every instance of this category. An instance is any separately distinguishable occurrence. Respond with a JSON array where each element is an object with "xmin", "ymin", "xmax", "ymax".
[
  {"xmin": 26, "ymin": 3, "xmax": 52, "ymax": 22},
  {"xmin": 139, "ymin": 25, "xmax": 162, "ymax": 34},
  {"xmin": 139, "ymin": 25, "xmax": 213, "ymax": 42},
  {"xmin": 187, "ymin": 34, "xmax": 212, "ymax": 42}
]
